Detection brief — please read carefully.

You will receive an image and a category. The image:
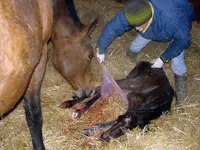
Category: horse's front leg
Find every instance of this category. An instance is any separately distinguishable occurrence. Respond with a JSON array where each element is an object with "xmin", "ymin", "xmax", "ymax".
[{"xmin": 23, "ymin": 45, "xmax": 47, "ymax": 150}]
